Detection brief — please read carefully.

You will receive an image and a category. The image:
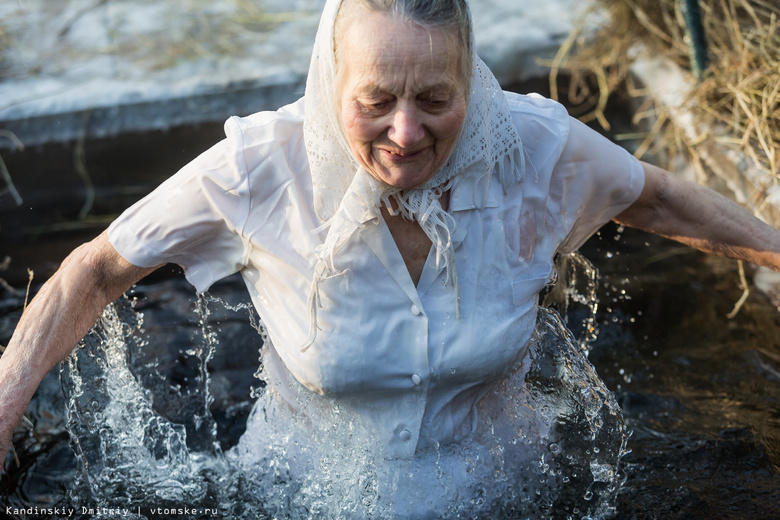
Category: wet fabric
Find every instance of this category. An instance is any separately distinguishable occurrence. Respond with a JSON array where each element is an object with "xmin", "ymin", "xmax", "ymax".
[
  {"xmin": 303, "ymin": 0, "xmax": 524, "ymax": 338},
  {"xmin": 108, "ymin": 92, "xmax": 643, "ymax": 460}
]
